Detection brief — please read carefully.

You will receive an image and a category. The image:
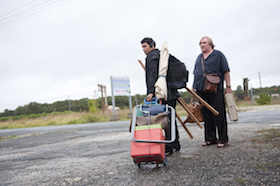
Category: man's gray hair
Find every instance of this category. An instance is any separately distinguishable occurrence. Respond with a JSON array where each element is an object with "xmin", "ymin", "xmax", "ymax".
[{"xmin": 200, "ymin": 36, "xmax": 215, "ymax": 49}]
